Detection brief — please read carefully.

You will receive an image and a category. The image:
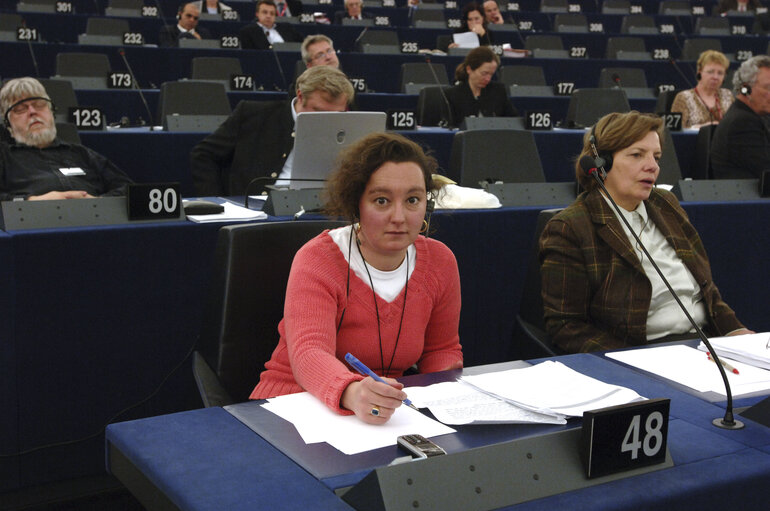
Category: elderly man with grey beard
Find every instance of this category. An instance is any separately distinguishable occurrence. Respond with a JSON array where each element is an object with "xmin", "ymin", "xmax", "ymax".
[{"xmin": 0, "ymin": 77, "xmax": 132, "ymax": 201}]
